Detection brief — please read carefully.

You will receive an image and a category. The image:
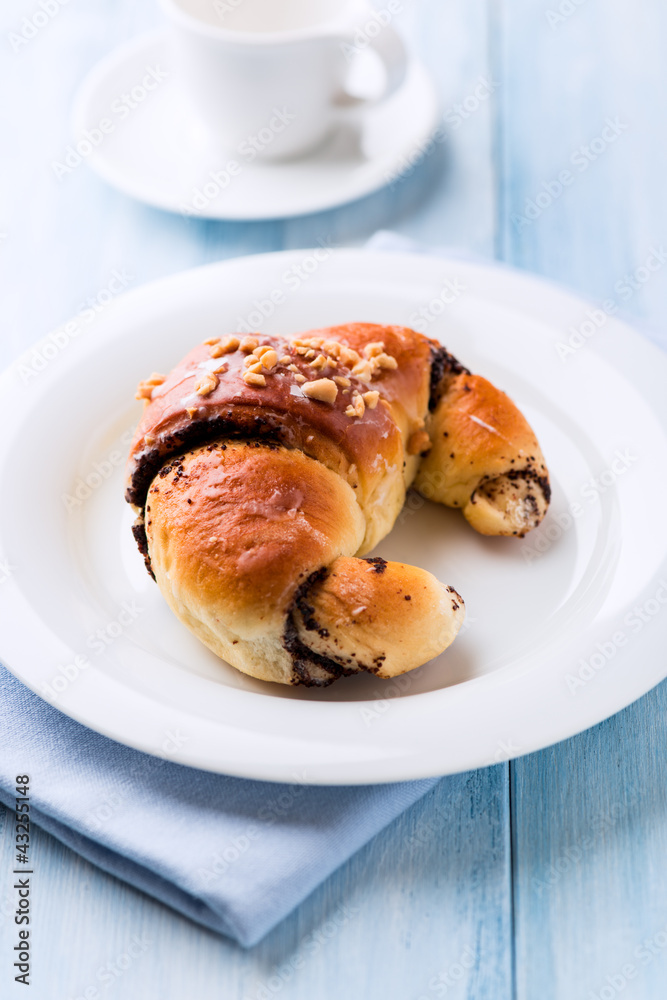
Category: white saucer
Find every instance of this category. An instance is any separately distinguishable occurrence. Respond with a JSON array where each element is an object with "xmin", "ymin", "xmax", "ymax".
[{"xmin": 71, "ymin": 30, "xmax": 440, "ymax": 221}]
